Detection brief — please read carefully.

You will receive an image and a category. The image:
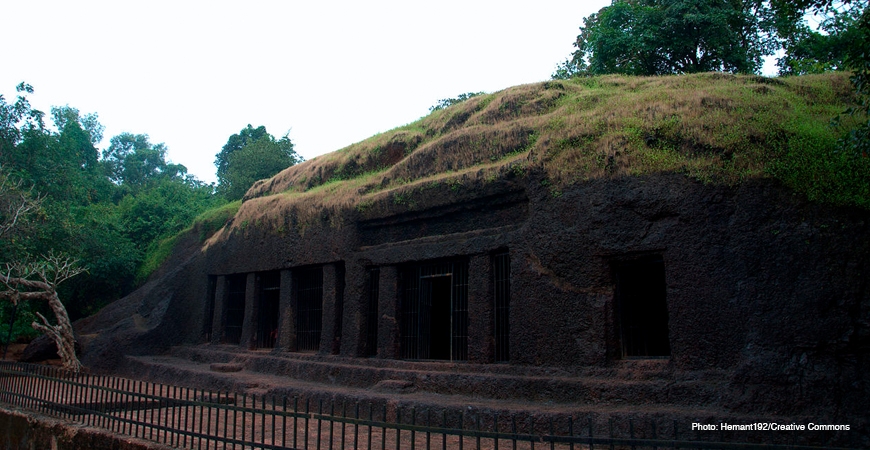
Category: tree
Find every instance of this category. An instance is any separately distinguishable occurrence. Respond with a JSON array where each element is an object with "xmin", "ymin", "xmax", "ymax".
[
  {"xmin": 0, "ymin": 167, "xmax": 42, "ymax": 259},
  {"xmin": 560, "ymin": 0, "xmax": 869, "ymax": 159},
  {"xmin": 216, "ymin": 126, "xmax": 301, "ymax": 200},
  {"xmin": 563, "ymin": 0, "xmax": 777, "ymax": 76},
  {"xmin": 0, "ymin": 83, "xmax": 44, "ymax": 161},
  {"xmin": 102, "ymin": 133, "xmax": 187, "ymax": 190},
  {"xmin": 2, "ymin": 84, "xmax": 226, "ymax": 325},
  {"xmin": 0, "ymin": 167, "xmax": 83, "ymax": 371},
  {"xmin": 0, "ymin": 254, "xmax": 85, "ymax": 371},
  {"xmin": 214, "ymin": 124, "xmax": 270, "ymax": 187},
  {"xmin": 429, "ymin": 92, "xmax": 486, "ymax": 112},
  {"xmin": 768, "ymin": 0, "xmax": 869, "ymax": 158},
  {"xmin": 771, "ymin": 0, "xmax": 868, "ymax": 75}
]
